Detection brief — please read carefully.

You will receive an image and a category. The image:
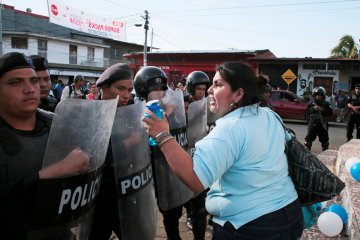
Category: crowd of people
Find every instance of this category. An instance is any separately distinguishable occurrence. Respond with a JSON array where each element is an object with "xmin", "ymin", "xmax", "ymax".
[{"xmin": 1, "ymin": 51, "xmax": 359, "ymax": 240}]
